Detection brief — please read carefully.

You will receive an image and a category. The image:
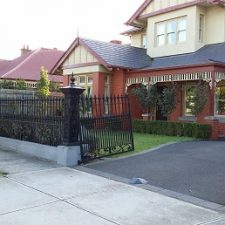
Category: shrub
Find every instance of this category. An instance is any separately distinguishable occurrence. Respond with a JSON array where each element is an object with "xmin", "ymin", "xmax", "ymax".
[
  {"xmin": 183, "ymin": 123, "xmax": 193, "ymax": 137},
  {"xmin": 132, "ymin": 120, "xmax": 212, "ymax": 139}
]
